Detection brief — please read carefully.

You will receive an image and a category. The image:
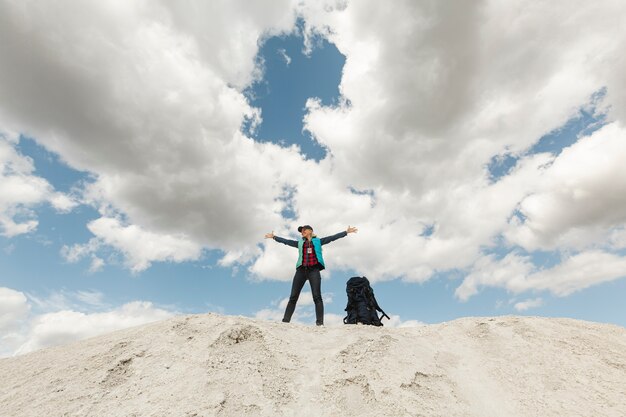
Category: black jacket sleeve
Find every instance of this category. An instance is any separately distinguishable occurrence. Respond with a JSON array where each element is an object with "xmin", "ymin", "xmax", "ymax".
[
  {"xmin": 320, "ymin": 231, "xmax": 348, "ymax": 245},
  {"xmin": 273, "ymin": 236, "xmax": 298, "ymax": 248}
]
